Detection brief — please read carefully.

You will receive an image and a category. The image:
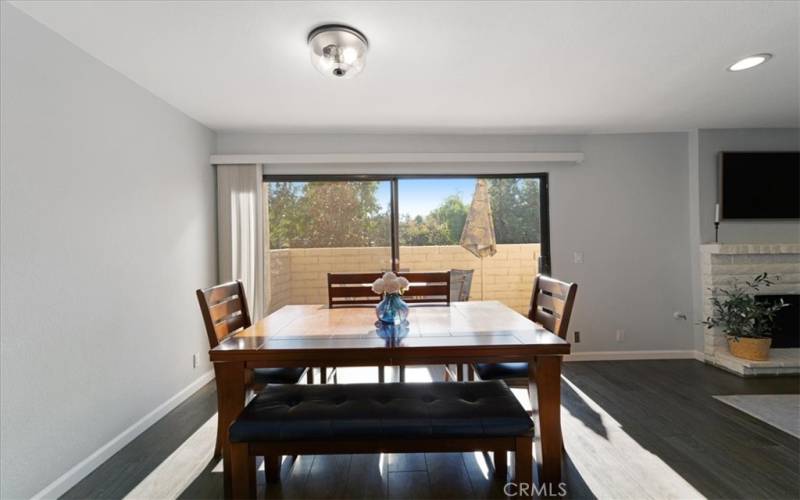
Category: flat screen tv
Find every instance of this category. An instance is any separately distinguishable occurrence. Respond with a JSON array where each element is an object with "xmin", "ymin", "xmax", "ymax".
[{"xmin": 720, "ymin": 152, "xmax": 800, "ymax": 219}]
